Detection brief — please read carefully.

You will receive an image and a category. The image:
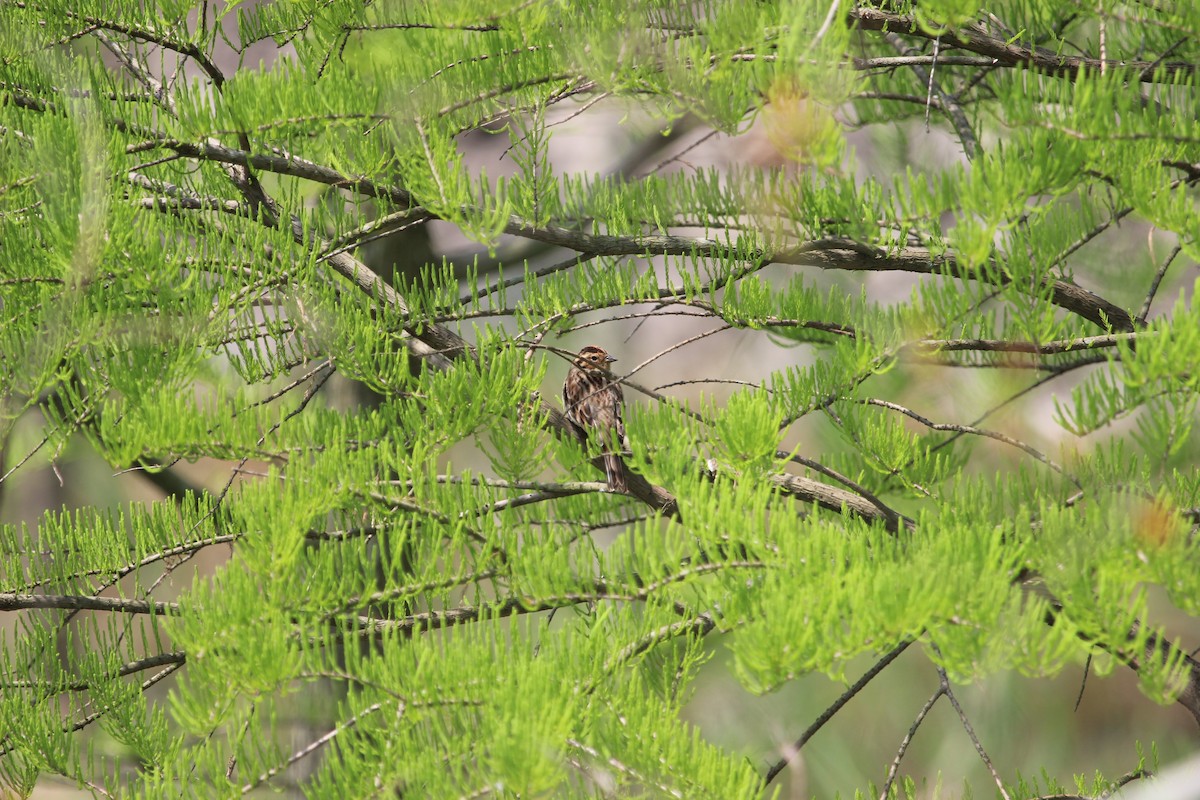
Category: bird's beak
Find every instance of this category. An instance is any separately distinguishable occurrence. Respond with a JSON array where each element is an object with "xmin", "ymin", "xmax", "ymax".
[{"xmin": 605, "ymin": 355, "xmax": 617, "ymax": 363}]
